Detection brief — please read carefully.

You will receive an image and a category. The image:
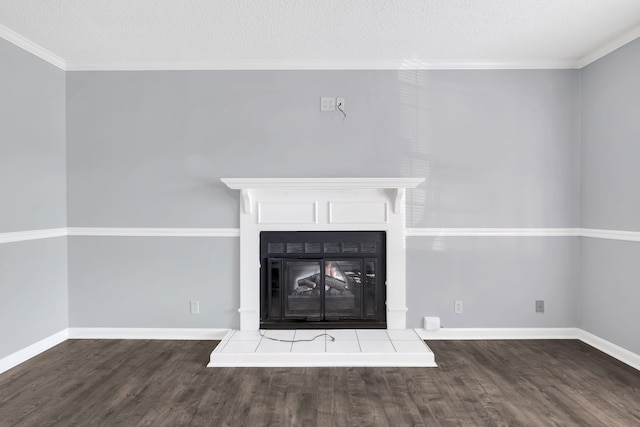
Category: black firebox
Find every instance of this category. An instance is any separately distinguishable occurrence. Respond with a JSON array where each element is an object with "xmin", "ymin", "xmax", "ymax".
[{"xmin": 260, "ymin": 231, "xmax": 386, "ymax": 329}]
